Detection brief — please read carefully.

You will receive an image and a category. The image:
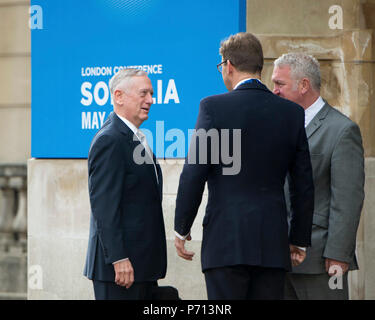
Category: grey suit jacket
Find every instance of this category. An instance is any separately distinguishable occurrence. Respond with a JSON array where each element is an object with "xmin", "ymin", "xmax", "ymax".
[{"xmin": 287, "ymin": 102, "xmax": 365, "ymax": 274}]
